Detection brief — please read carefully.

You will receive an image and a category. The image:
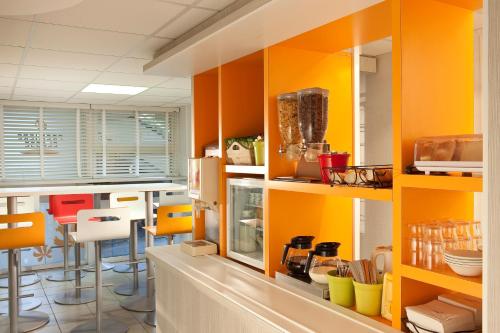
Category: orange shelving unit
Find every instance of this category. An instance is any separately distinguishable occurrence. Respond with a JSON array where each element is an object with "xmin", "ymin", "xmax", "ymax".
[{"xmin": 191, "ymin": 0, "xmax": 483, "ymax": 329}]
